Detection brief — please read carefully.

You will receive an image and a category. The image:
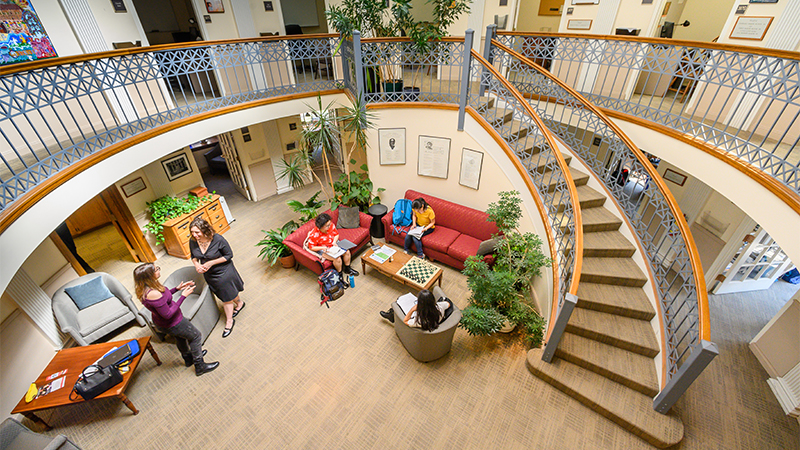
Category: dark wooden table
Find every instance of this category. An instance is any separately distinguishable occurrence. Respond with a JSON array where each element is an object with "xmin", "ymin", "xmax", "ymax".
[
  {"xmin": 11, "ymin": 336, "xmax": 160, "ymax": 430},
  {"xmin": 361, "ymin": 245, "xmax": 443, "ymax": 291}
]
